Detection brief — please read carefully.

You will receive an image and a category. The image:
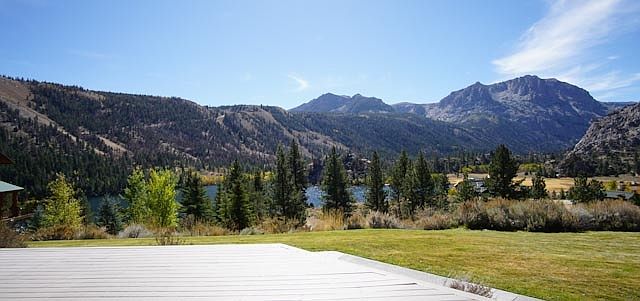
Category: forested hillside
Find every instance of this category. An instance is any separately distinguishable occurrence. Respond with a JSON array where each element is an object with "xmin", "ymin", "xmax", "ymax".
[
  {"xmin": 0, "ymin": 76, "xmax": 494, "ymax": 197},
  {"xmin": 2, "ymin": 75, "xmax": 630, "ymax": 197}
]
